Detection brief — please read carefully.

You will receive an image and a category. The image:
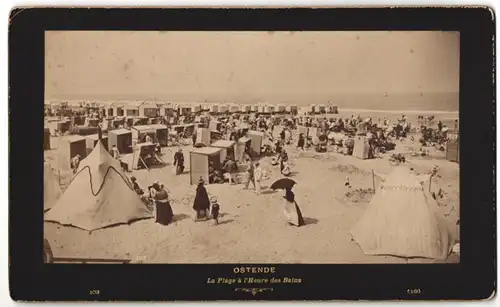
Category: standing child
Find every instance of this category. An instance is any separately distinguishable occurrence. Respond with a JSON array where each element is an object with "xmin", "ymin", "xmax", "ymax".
[{"xmin": 211, "ymin": 197, "xmax": 220, "ymax": 225}]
